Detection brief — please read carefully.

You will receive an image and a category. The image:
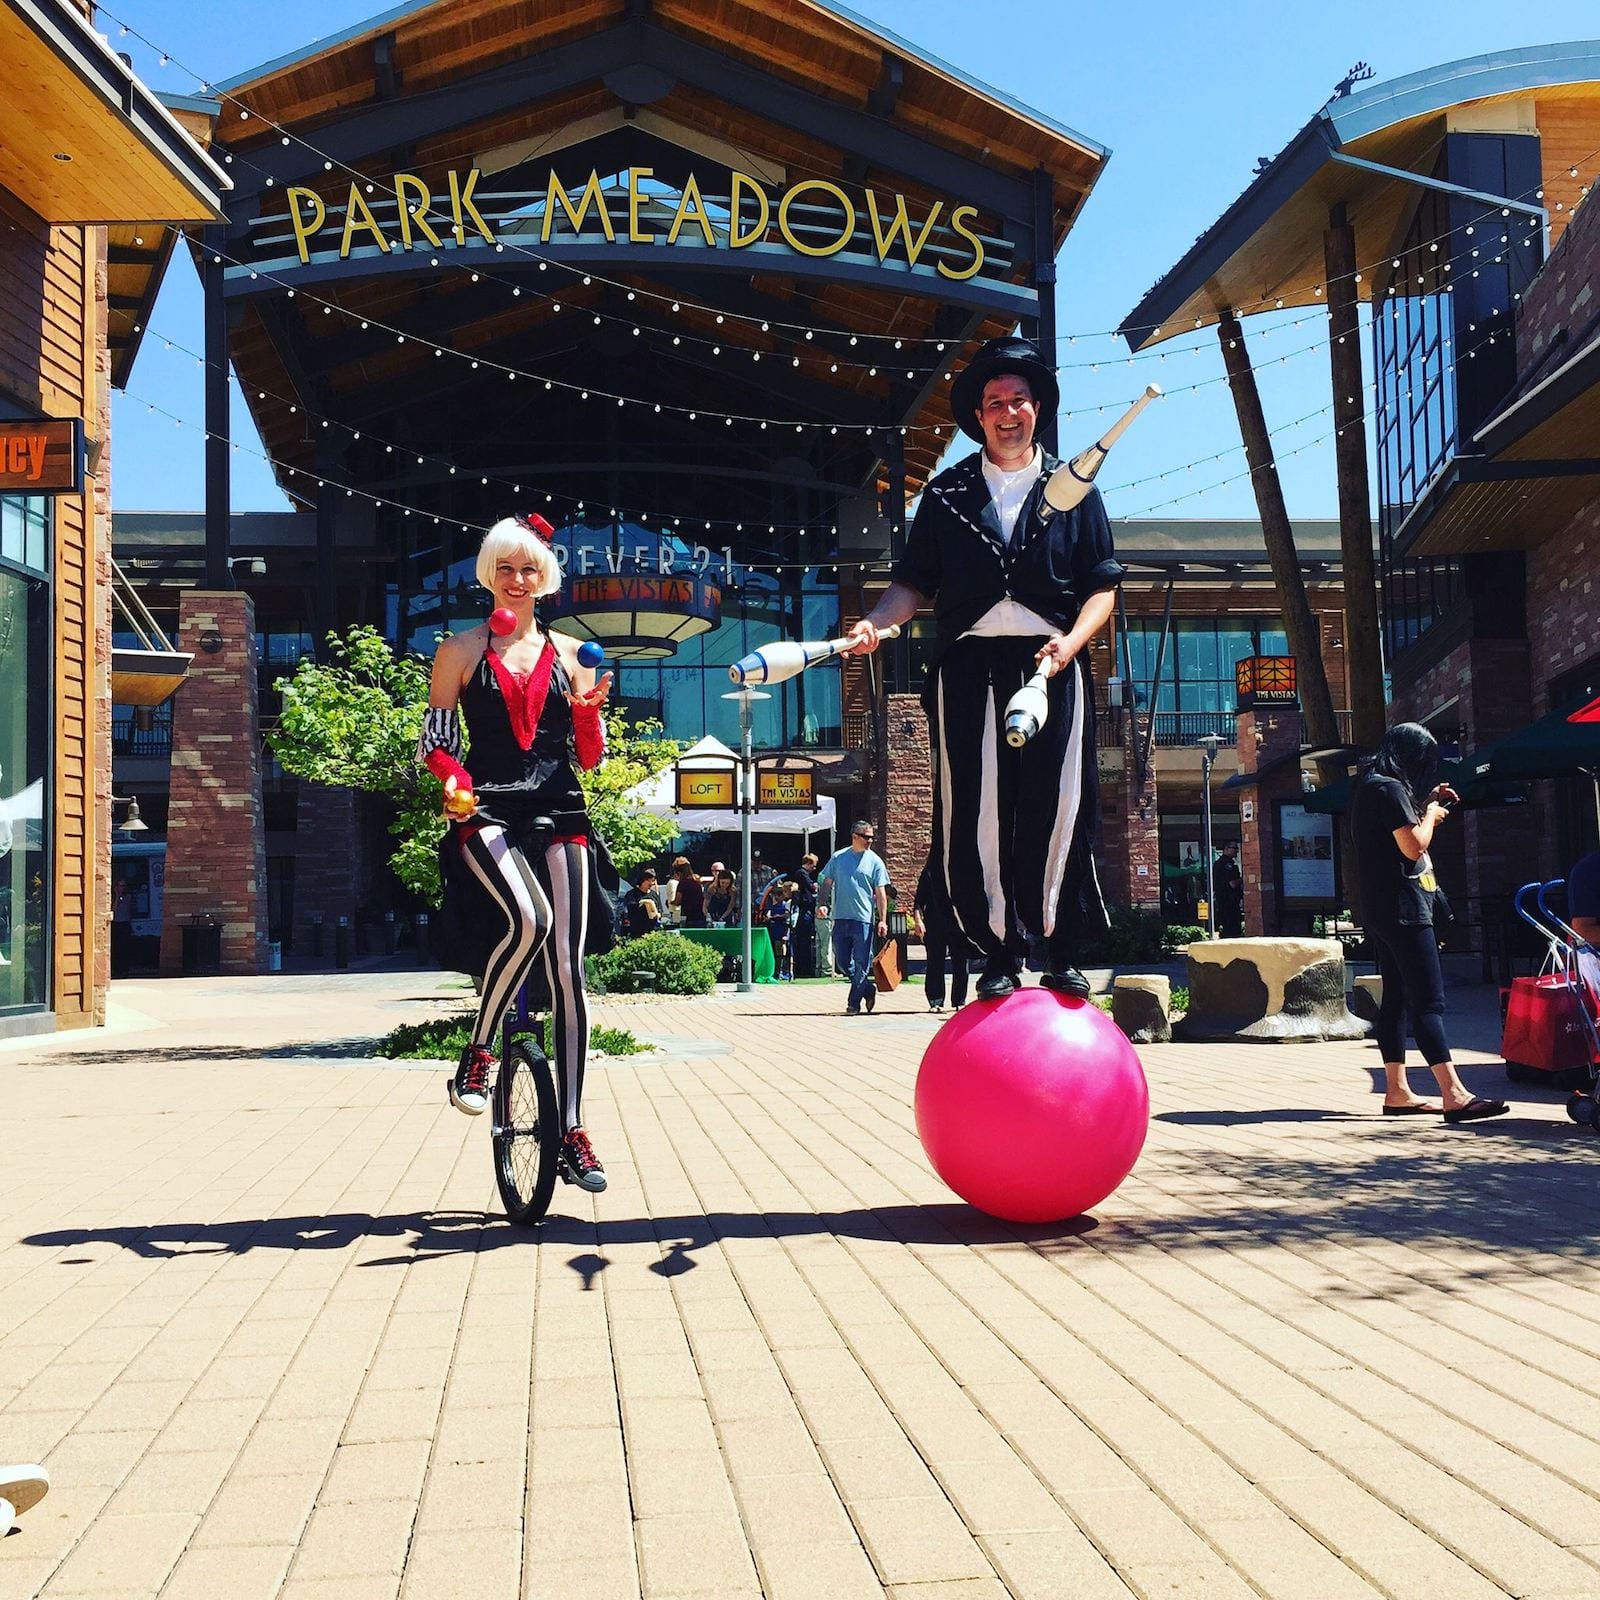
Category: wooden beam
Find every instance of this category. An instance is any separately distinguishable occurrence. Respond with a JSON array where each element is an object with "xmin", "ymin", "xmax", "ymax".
[
  {"xmin": 1215, "ymin": 311, "xmax": 1340, "ymax": 752},
  {"xmin": 1323, "ymin": 206, "xmax": 1386, "ymax": 751}
]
